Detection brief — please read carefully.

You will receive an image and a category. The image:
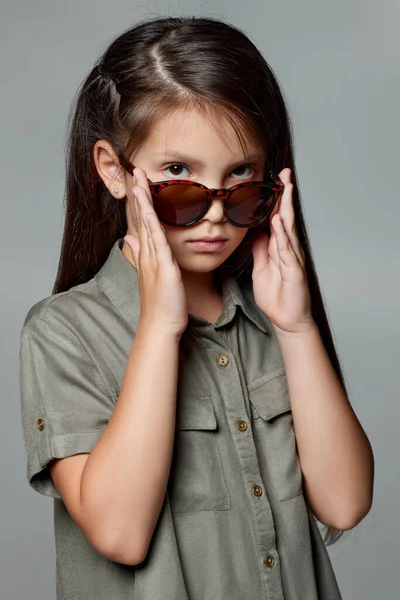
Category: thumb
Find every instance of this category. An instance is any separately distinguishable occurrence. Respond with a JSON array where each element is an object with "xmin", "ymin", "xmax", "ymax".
[
  {"xmin": 124, "ymin": 235, "xmax": 139, "ymax": 269},
  {"xmin": 251, "ymin": 232, "xmax": 270, "ymax": 270}
]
